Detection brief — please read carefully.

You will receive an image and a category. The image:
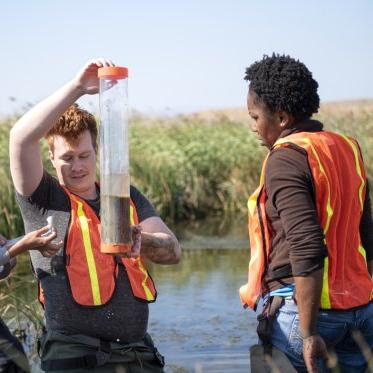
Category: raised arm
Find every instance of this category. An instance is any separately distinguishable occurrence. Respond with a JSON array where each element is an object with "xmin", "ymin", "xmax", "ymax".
[{"xmin": 9, "ymin": 58, "xmax": 114, "ymax": 196}]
